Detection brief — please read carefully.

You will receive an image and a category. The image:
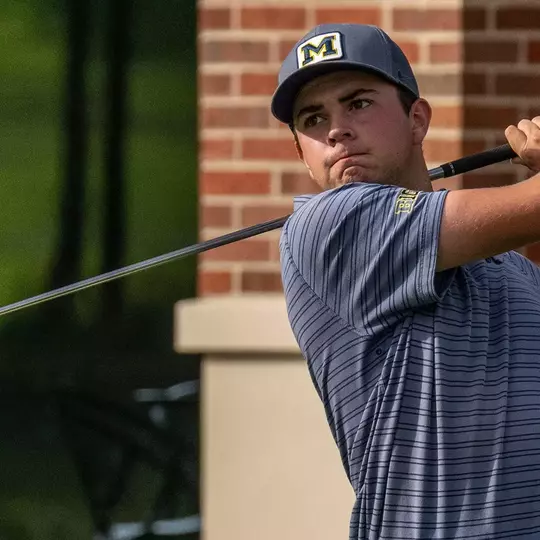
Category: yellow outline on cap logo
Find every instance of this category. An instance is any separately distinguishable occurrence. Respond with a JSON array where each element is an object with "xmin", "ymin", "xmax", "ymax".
[{"xmin": 297, "ymin": 32, "xmax": 343, "ymax": 68}]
